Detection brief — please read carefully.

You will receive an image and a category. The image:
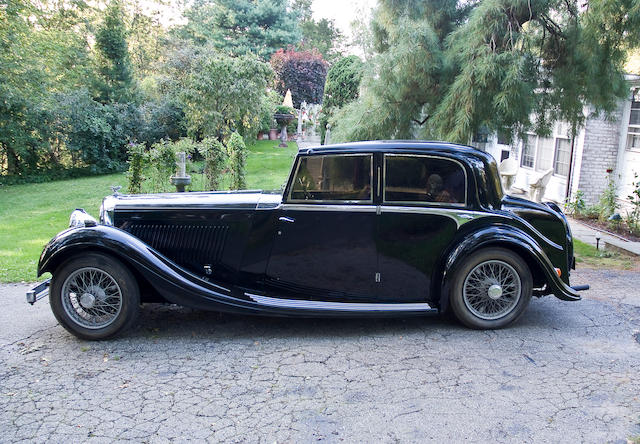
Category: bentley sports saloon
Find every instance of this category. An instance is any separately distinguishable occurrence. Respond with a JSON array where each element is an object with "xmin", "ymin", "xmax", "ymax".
[{"xmin": 28, "ymin": 141, "xmax": 589, "ymax": 339}]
